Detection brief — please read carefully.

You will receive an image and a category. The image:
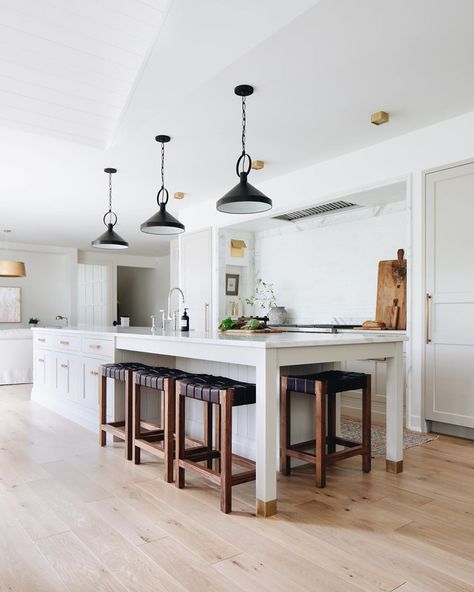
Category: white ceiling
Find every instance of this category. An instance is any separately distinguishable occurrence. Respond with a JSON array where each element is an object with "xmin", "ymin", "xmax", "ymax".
[
  {"xmin": 0, "ymin": 0, "xmax": 170, "ymax": 147},
  {"xmin": 2, "ymin": 0, "xmax": 474, "ymax": 255}
]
